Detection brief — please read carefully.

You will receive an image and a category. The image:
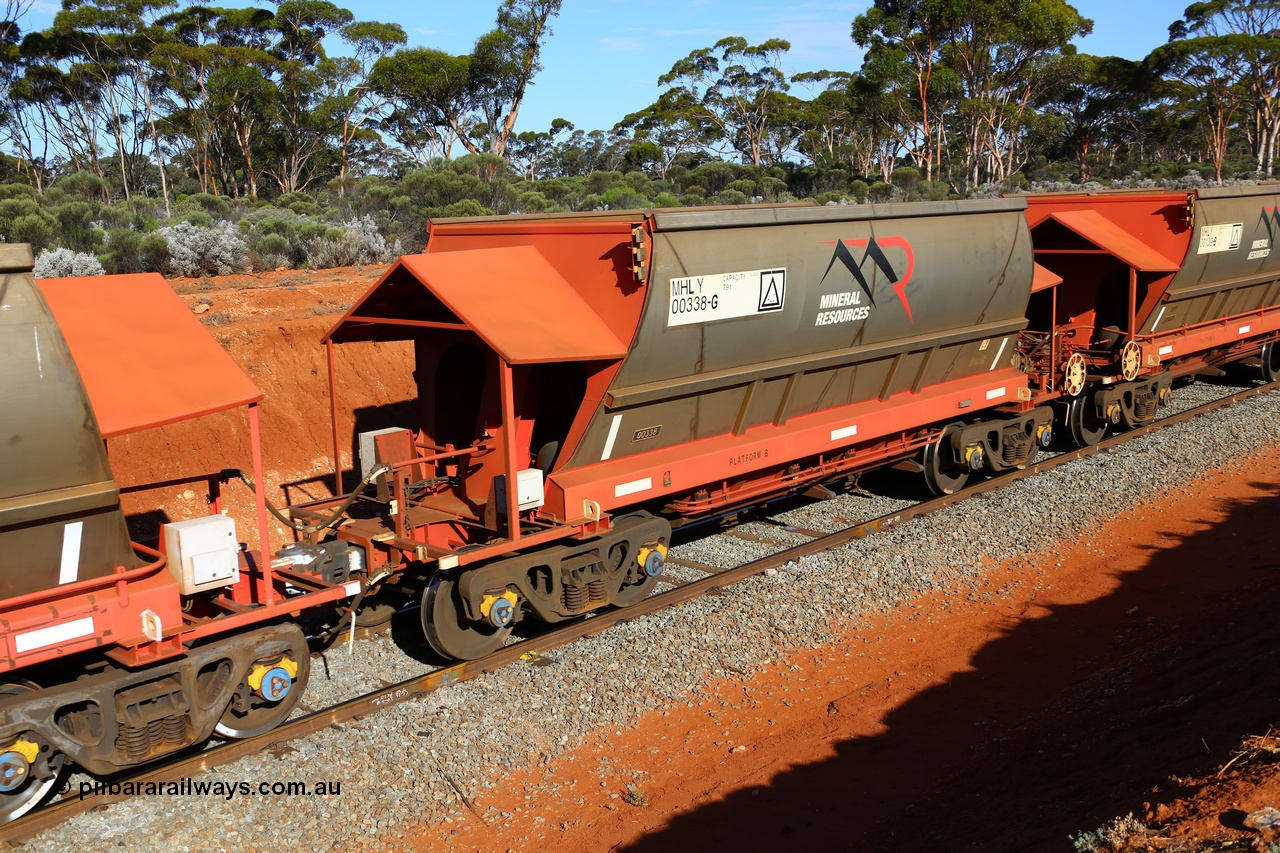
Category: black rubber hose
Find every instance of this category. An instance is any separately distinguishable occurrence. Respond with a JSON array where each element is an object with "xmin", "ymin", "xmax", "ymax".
[{"xmin": 223, "ymin": 464, "xmax": 391, "ymax": 534}]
